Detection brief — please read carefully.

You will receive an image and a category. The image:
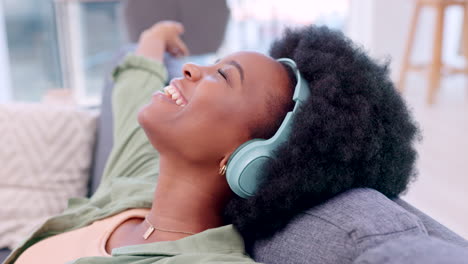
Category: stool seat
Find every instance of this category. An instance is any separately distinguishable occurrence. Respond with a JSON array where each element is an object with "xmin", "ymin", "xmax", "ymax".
[
  {"xmin": 420, "ymin": 0, "xmax": 466, "ymax": 5},
  {"xmin": 398, "ymin": 0, "xmax": 468, "ymax": 104}
]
